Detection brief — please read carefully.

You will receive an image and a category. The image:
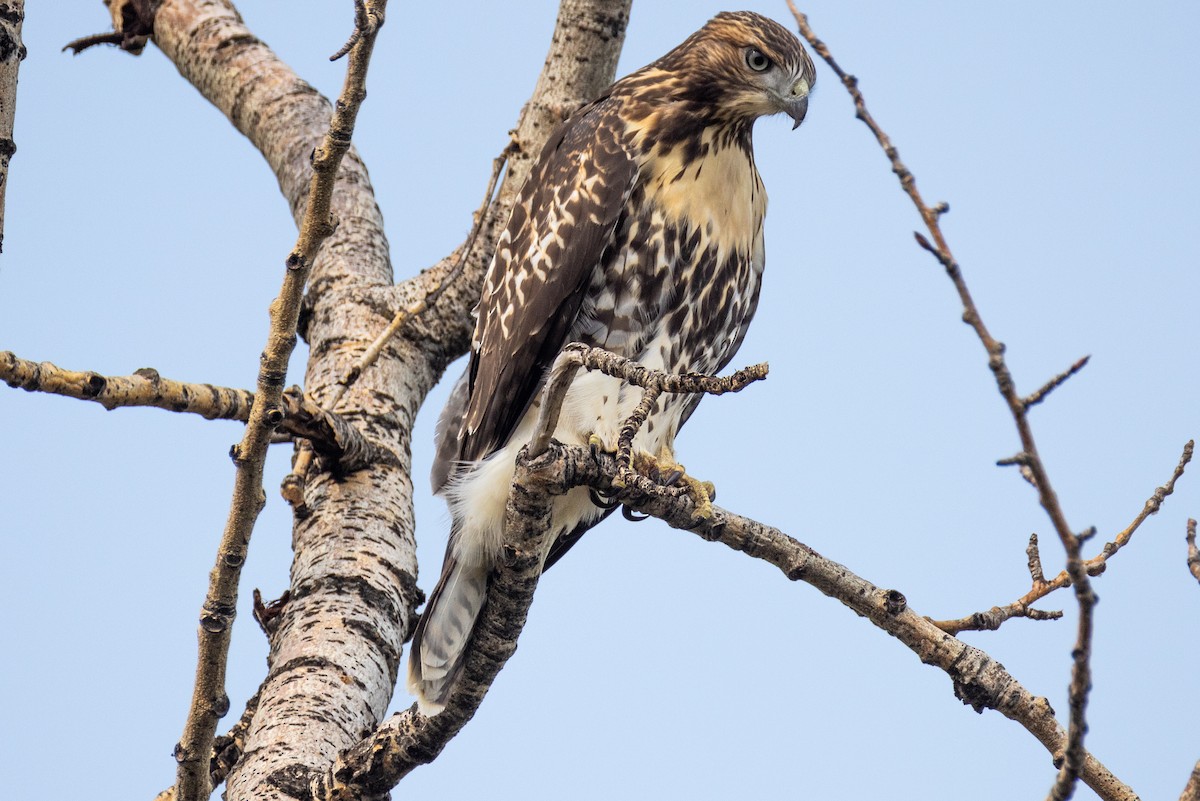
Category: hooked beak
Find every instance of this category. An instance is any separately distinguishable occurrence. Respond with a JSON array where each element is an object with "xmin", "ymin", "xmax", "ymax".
[
  {"xmin": 786, "ymin": 95, "xmax": 809, "ymax": 129},
  {"xmin": 783, "ymin": 76, "xmax": 812, "ymax": 130}
]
